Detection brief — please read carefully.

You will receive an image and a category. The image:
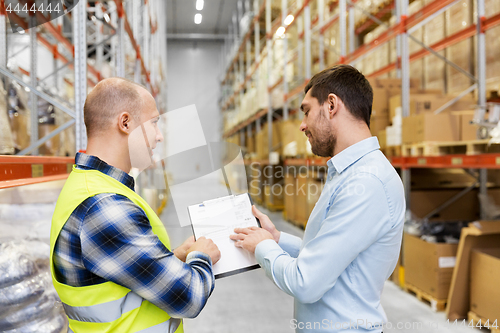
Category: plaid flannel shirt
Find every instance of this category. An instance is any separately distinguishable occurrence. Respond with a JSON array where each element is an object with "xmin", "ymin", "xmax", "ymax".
[{"xmin": 53, "ymin": 153, "xmax": 215, "ymax": 318}]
